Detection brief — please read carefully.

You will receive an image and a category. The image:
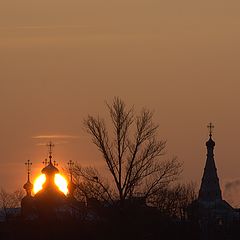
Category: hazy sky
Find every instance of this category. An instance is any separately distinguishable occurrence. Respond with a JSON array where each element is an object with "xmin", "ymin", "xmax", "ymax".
[{"xmin": 1, "ymin": 0, "xmax": 240, "ymax": 204}]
